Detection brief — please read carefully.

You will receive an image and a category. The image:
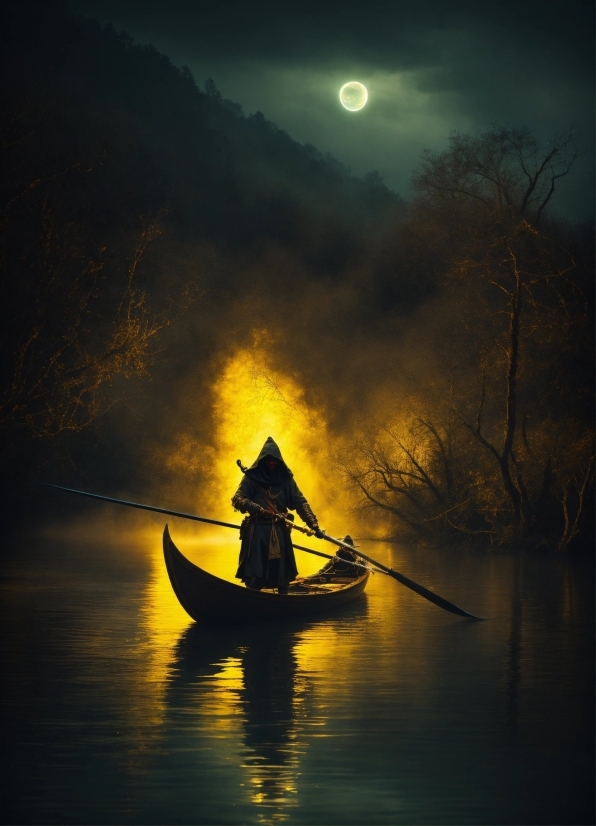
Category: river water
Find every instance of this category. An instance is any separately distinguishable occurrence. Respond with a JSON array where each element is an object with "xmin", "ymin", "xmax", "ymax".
[{"xmin": 1, "ymin": 514, "xmax": 594, "ymax": 825}]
